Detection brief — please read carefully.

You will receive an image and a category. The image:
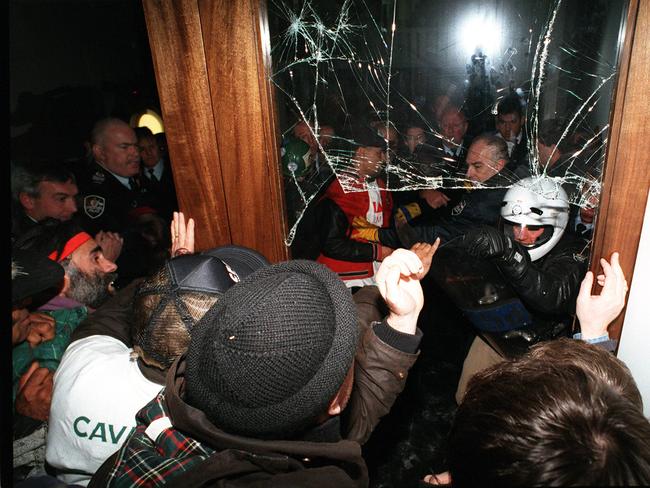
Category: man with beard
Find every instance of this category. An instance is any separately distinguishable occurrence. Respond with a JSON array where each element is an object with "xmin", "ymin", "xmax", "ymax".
[
  {"xmin": 12, "ymin": 221, "xmax": 118, "ymax": 427},
  {"xmin": 54, "ymin": 239, "xmax": 118, "ymax": 309}
]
